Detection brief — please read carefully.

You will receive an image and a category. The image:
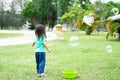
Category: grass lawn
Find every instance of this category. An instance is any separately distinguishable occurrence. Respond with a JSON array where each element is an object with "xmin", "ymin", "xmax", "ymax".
[
  {"xmin": 0, "ymin": 33, "xmax": 23, "ymax": 38},
  {"xmin": 0, "ymin": 32, "xmax": 120, "ymax": 80}
]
